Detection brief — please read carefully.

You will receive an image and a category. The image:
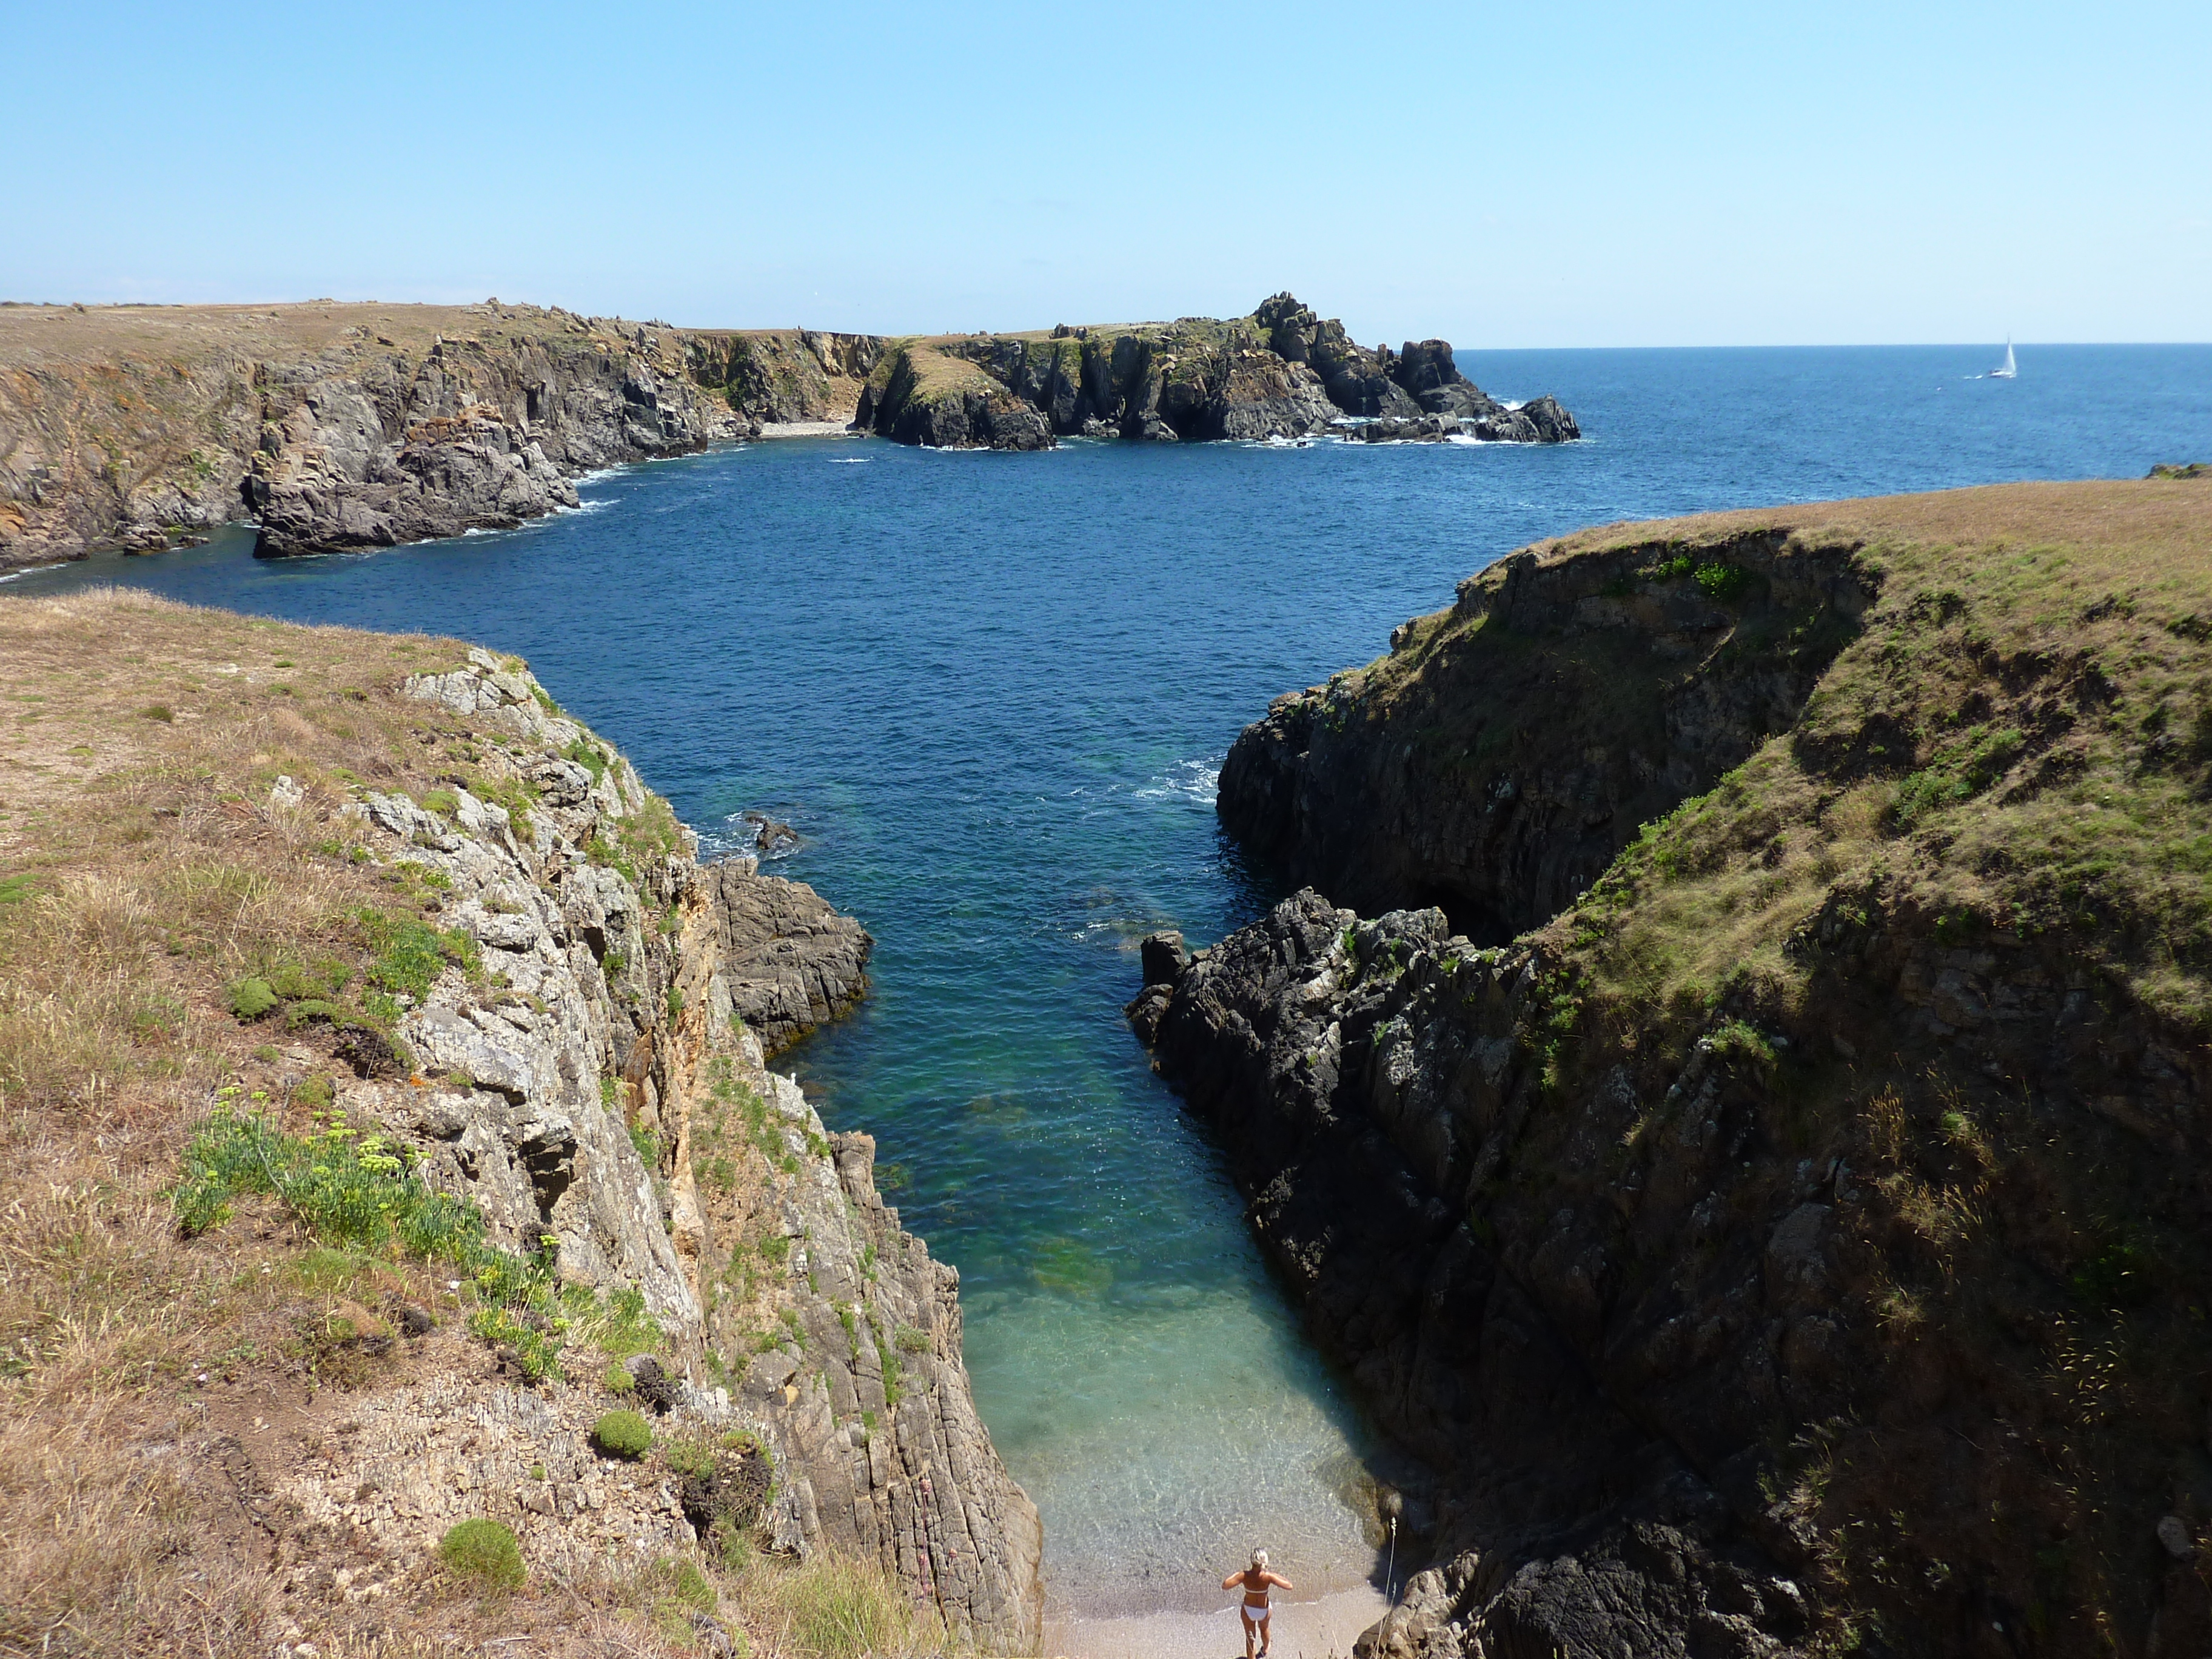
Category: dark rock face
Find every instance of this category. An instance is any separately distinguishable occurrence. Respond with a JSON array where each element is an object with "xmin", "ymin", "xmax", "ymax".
[
  {"xmin": 1391, "ymin": 338, "xmax": 1504, "ymax": 421},
  {"xmin": 1148, "ymin": 893, "xmax": 1814, "ymax": 1659},
  {"xmin": 702, "ymin": 859, "xmax": 872, "ymax": 1056},
  {"xmin": 248, "ymin": 325, "xmax": 743, "ymax": 557},
  {"xmin": 860, "ymin": 293, "xmax": 1578, "ymax": 452},
  {"xmin": 1172, "ymin": 494, "xmax": 2212, "ymax": 1653},
  {"xmin": 1218, "ymin": 530, "xmax": 1871, "ymax": 938}
]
